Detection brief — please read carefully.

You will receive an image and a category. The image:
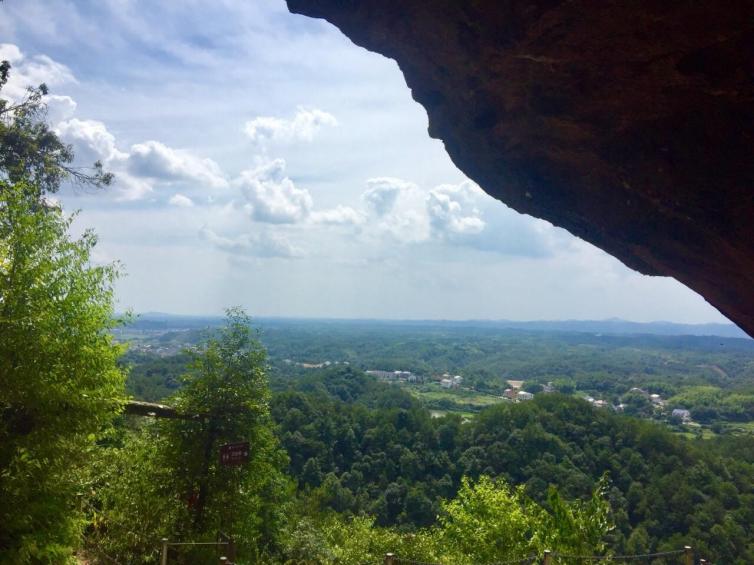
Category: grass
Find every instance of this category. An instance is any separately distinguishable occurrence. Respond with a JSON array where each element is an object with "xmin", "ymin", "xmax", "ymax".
[
  {"xmin": 401, "ymin": 383, "xmax": 506, "ymax": 419},
  {"xmin": 411, "ymin": 388, "xmax": 502, "ymax": 406}
]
